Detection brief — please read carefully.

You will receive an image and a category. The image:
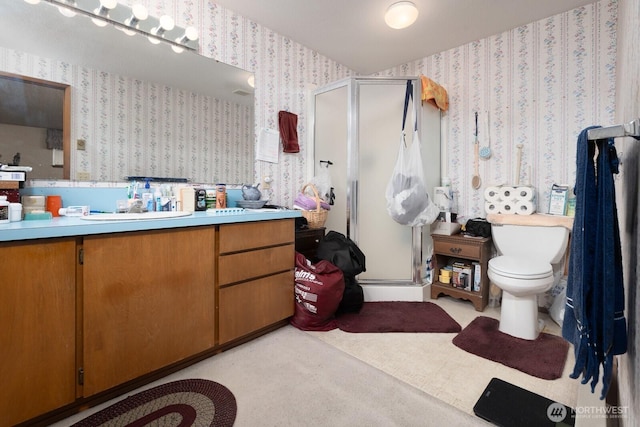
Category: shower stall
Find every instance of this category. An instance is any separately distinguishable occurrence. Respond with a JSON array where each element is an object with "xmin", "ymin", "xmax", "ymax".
[{"xmin": 311, "ymin": 77, "xmax": 441, "ymax": 301}]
